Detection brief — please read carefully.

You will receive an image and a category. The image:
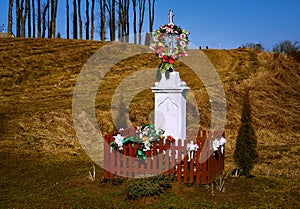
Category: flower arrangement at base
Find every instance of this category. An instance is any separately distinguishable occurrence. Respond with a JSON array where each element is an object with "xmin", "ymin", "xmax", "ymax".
[
  {"xmin": 110, "ymin": 124, "xmax": 175, "ymax": 159},
  {"xmin": 150, "ymin": 23, "xmax": 189, "ymax": 80}
]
